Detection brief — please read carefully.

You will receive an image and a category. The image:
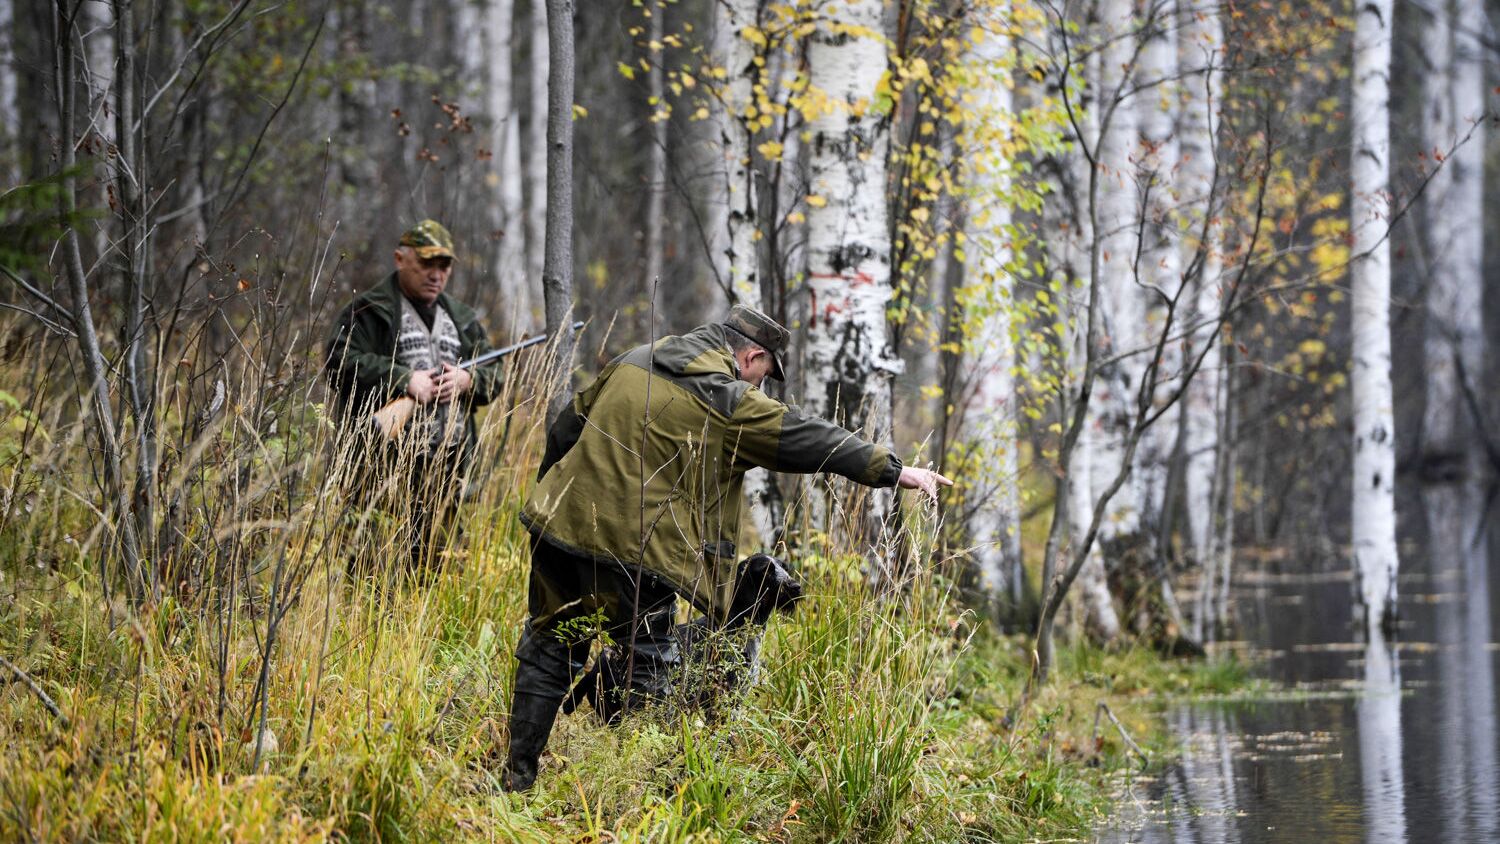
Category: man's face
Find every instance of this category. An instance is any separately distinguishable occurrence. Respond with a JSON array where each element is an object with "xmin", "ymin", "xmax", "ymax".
[
  {"xmin": 735, "ymin": 346, "xmax": 775, "ymax": 388},
  {"xmin": 394, "ymin": 247, "xmax": 453, "ymax": 304}
]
